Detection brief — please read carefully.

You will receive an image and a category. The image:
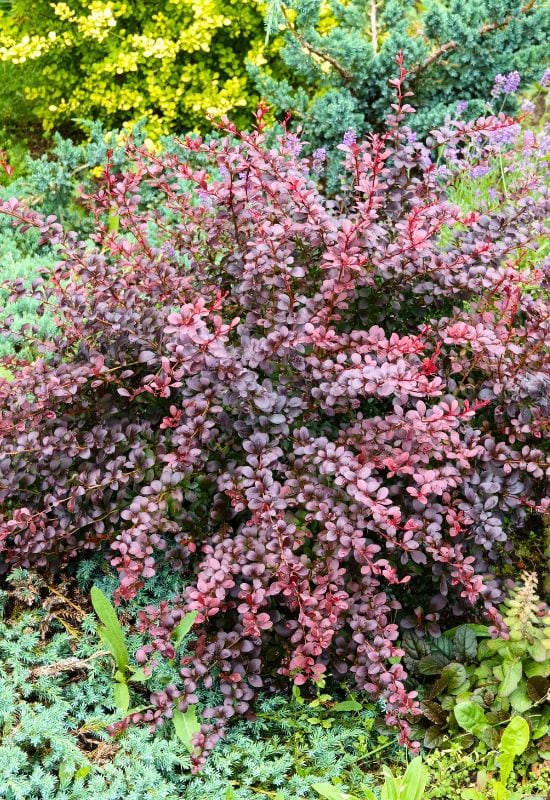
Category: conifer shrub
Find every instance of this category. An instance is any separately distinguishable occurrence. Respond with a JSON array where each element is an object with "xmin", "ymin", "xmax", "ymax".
[
  {"xmin": 0, "ymin": 62, "xmax": 548, "ymax": 765},
  {"xmin": 256, "ymin": 0, "xmax": 550, "ymax": 157},
  {"xmin": 0, "ymin": 0, "xmax": 282, "ymax": 138}
]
